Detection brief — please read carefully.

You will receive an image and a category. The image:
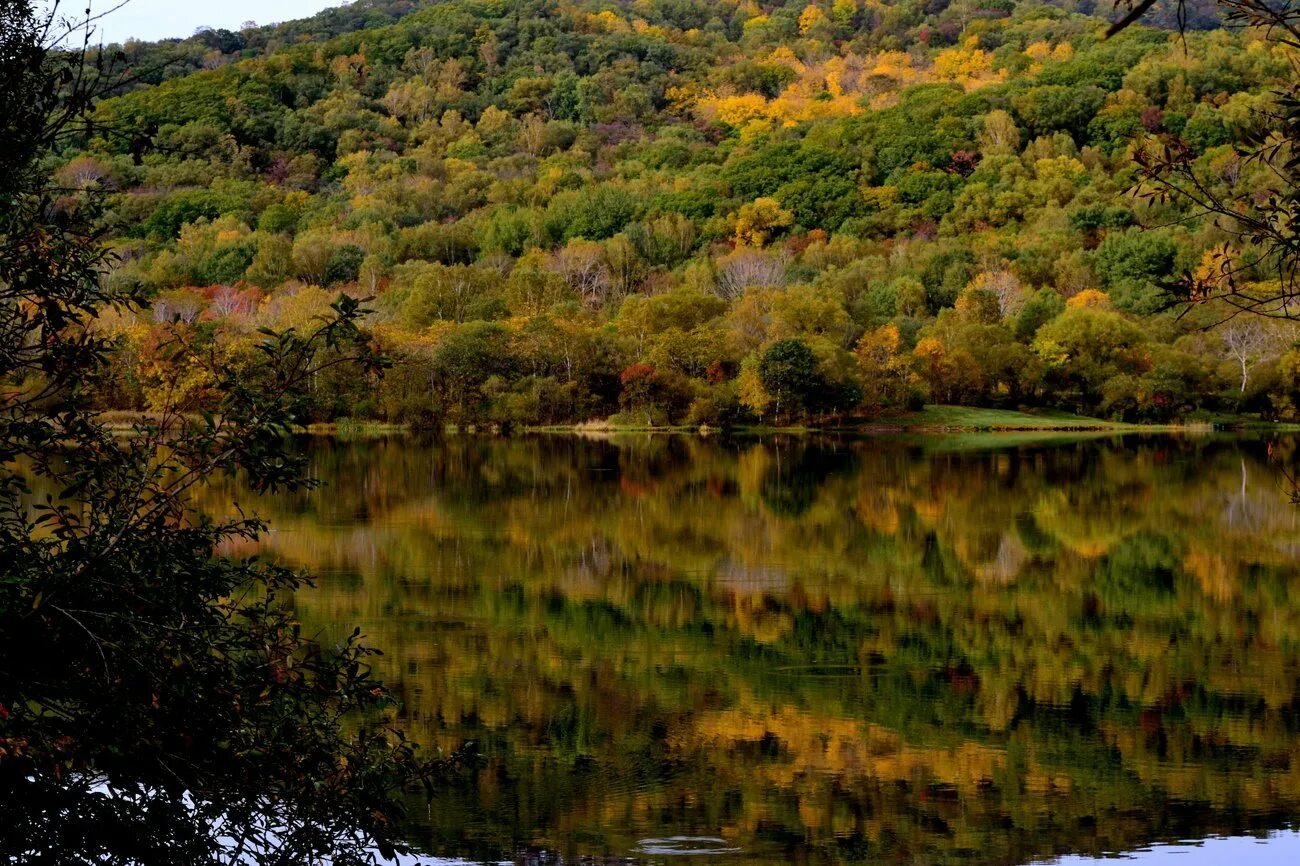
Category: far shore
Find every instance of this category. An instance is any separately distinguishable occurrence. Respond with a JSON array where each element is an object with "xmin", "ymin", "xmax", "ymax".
[{"xmin": 92, "ymin": 406, "xmax": 1300, "ymax": 437}]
